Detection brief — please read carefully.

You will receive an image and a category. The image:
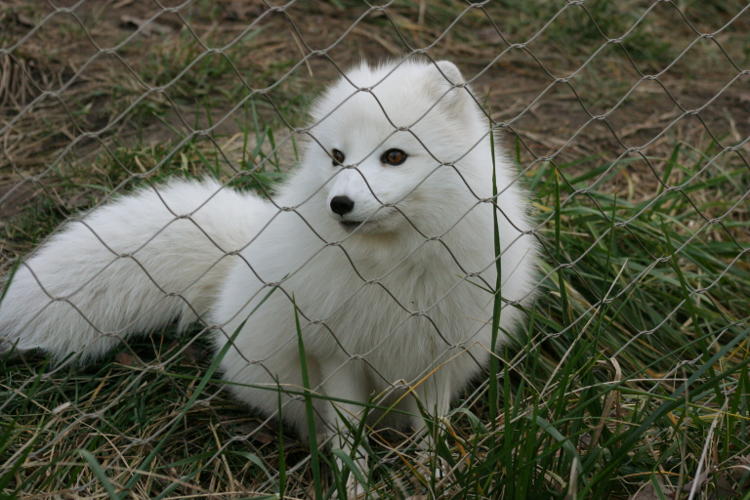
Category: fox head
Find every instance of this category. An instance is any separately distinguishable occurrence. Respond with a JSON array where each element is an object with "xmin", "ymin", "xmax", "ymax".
[{"xmin": 302, "ymin": 60, "xmax": 490, "ymax": 238}]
